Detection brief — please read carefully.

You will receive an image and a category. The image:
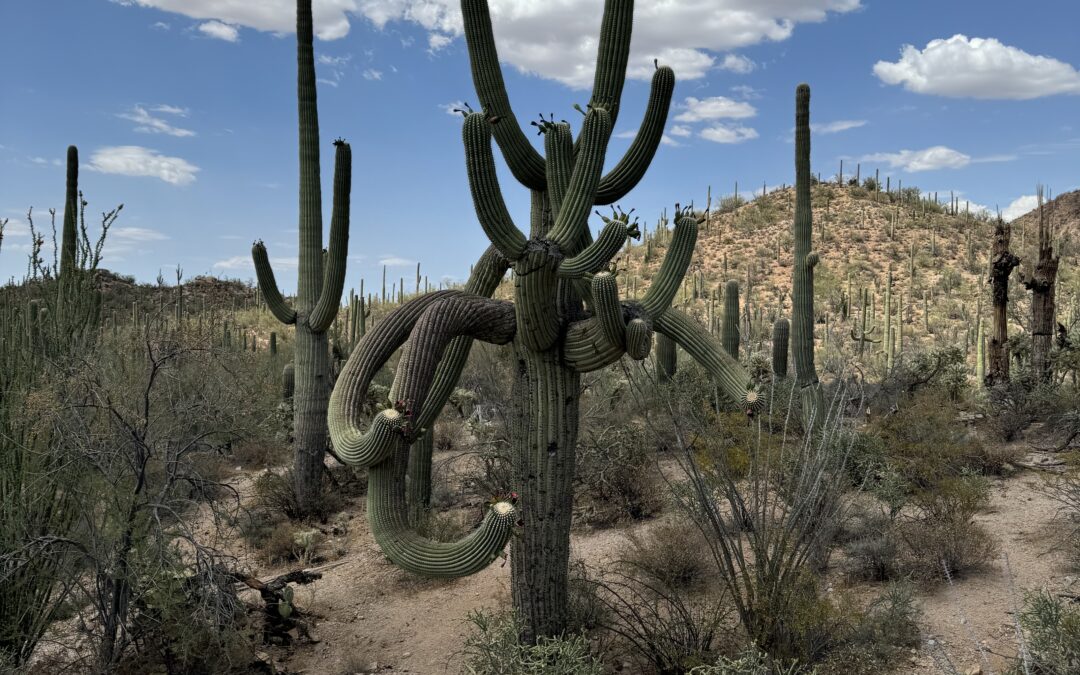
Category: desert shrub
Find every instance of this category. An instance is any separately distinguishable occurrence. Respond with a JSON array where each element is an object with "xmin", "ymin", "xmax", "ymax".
[
  {"xmin": 840, "ymin": 505, "xmax": 900, "ymax": 581},
  {"xmin": 622, "ymin": 519, "xmax": 712, "ymax": 590},
  {"xmin": 896, "ymin": 474, "xmax": 996, "ymax": 579},
  {"xmin": 872, "ymin": 389, "xmax": 1008, "ymax": 488},
  {"xmin": 819, "ymin": 584, "xmax": 921, "ymax": 673},
  {"xmin": 1009, "ymin": 589, "xmax": 1080, "ymax": 674},
  {"xmin": 460, "ymin": 609, "xmax": 602, "ymax": 675},
  {"xmin": 1041, "ymin": 471, "xmax": 1080, "ymax": 569},
  {"xmin": 984, "ymin": 379, "xmax": 1061, "ymax": 442},
  {"xmin": 575, "ymin": 426, "xmax": 664, "ymax": 526},
  {"xmin": 870, "ymin": 346, "xmax": 968, "ymax": 412},
  {"xmin": 581, "ymin": 564, "xmax": 731, "ymax": 674},
  {"xmin": 251, "ymin": 469, "xmax": 343, "ymax": 523}
]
